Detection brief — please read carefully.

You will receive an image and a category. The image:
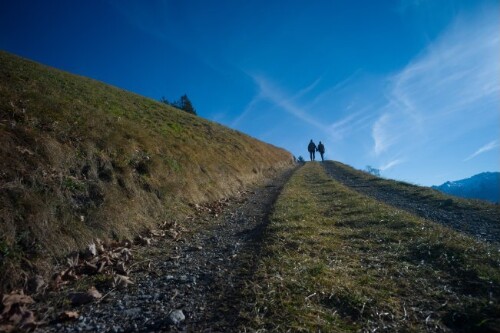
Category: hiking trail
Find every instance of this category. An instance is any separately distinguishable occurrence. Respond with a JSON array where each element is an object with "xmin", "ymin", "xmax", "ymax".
[{"xmin": 30, "ymin": 162, "xmax": 500, "ymax": 332}]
